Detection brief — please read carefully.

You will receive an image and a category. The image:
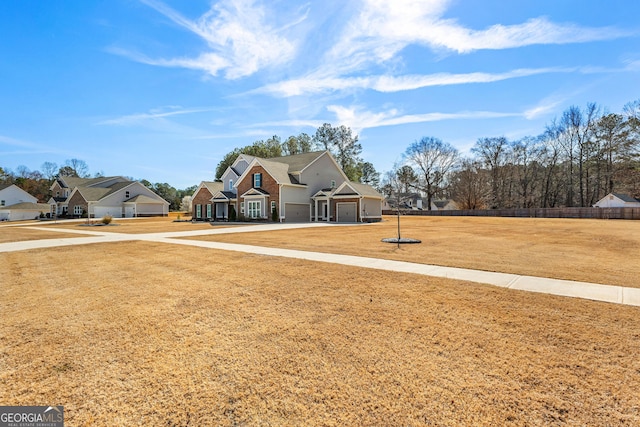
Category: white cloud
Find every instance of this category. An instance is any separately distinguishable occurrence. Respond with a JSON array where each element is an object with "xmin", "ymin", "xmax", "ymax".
[
  {"xmin": 255, "ymin": 67, "xmax": 574, "ymax": 97},
  {"xmin": 119, "ymin": 0, "xmax": 305, "ymax": 79},
  {"xmin": 97, "ymin": 106, "xmax": 214, "ymax": 126},
  {"xmin": 328, "ymin": 0, "xmax": 633, "ymax": 68},
  {"xmin": 327, "ymin": 105, "xmax": 520, "ymax": 134}
]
